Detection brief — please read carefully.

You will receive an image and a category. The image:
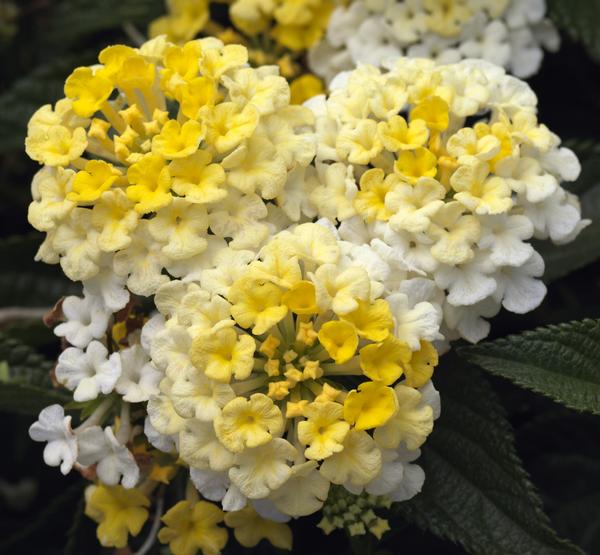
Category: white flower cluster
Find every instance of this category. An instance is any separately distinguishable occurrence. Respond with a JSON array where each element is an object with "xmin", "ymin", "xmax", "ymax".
[
  {"xmin": 29, "ymin": 288, "xmax": 159, "ymax": 487},
  {"xmin": 302, "ymin": 58, "xmax": 588, "ymax": 344},
  {"xmin": 309, "ymin": 0, "xmax": 560, "ymax": 83}
]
